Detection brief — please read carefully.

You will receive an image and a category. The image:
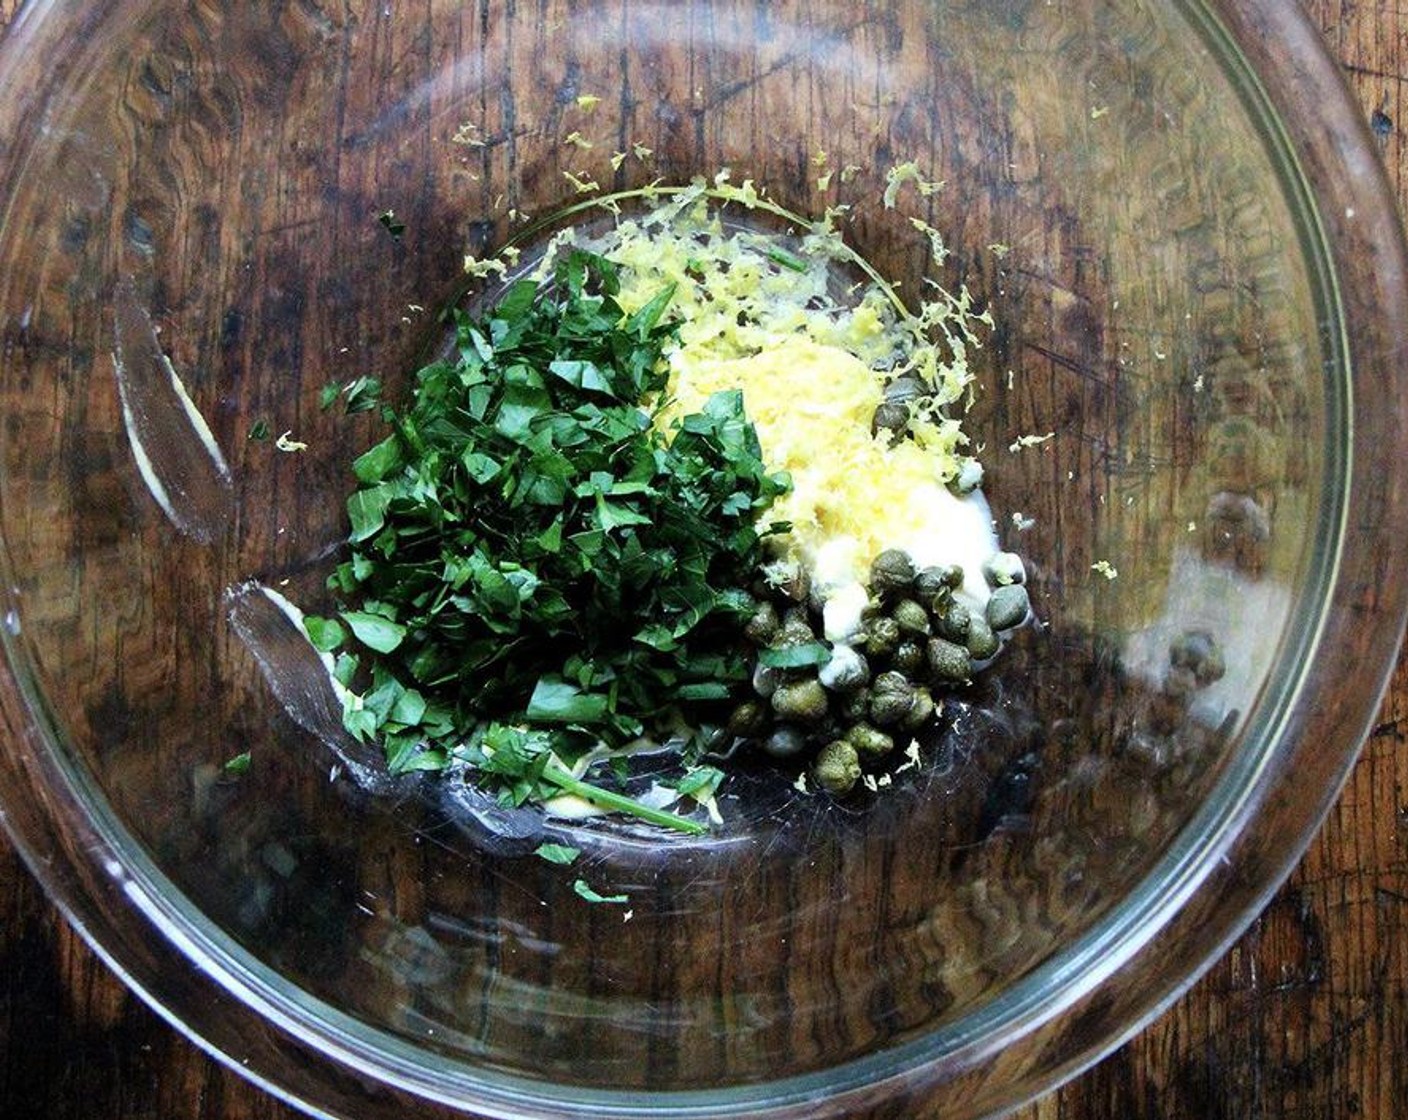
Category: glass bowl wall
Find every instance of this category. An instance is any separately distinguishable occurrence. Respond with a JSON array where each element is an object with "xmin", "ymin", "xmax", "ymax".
[{"xmin": 0, "ymin": 2, "xmax": 1404, "ymax": 1118}]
